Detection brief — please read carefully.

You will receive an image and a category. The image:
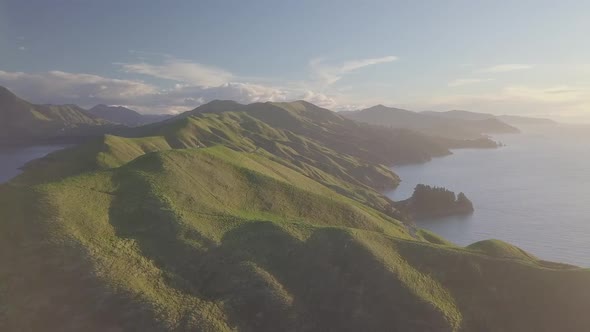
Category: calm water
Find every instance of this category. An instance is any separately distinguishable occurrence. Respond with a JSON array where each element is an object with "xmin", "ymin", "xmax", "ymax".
[
  {"xmin": 0, "ymin": 145, "xmax": 70, "ymax": 183},
  {"xmin": 387, "ymin": 125, "xmax": 590, "ymax": 267}
]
